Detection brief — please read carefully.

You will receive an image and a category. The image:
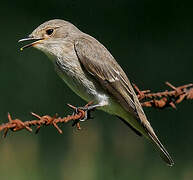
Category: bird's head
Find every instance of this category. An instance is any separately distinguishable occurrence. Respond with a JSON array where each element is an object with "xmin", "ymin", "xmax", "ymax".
[{"xmin": 19, "ymin": 19, "xmax": 81, "ymax": 55}]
